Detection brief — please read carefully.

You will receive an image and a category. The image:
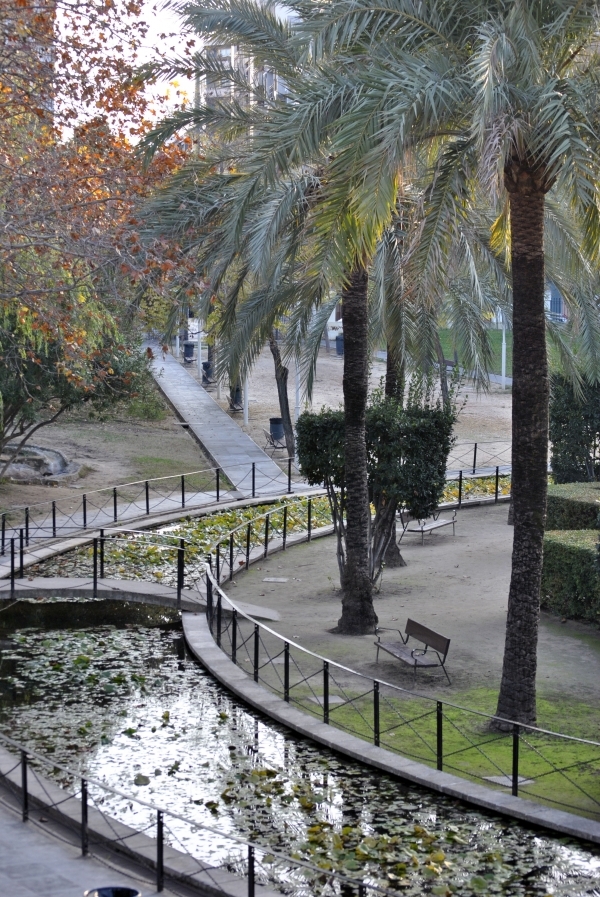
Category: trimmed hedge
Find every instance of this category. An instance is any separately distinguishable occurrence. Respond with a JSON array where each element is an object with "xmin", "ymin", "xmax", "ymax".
[
  {"xmin": 541, "ymin": 530, "xmax": 600, "ymax": 623},
  {"xmin": 546, "ymin": 482, "xmax": 600, "ymax": 530}
]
